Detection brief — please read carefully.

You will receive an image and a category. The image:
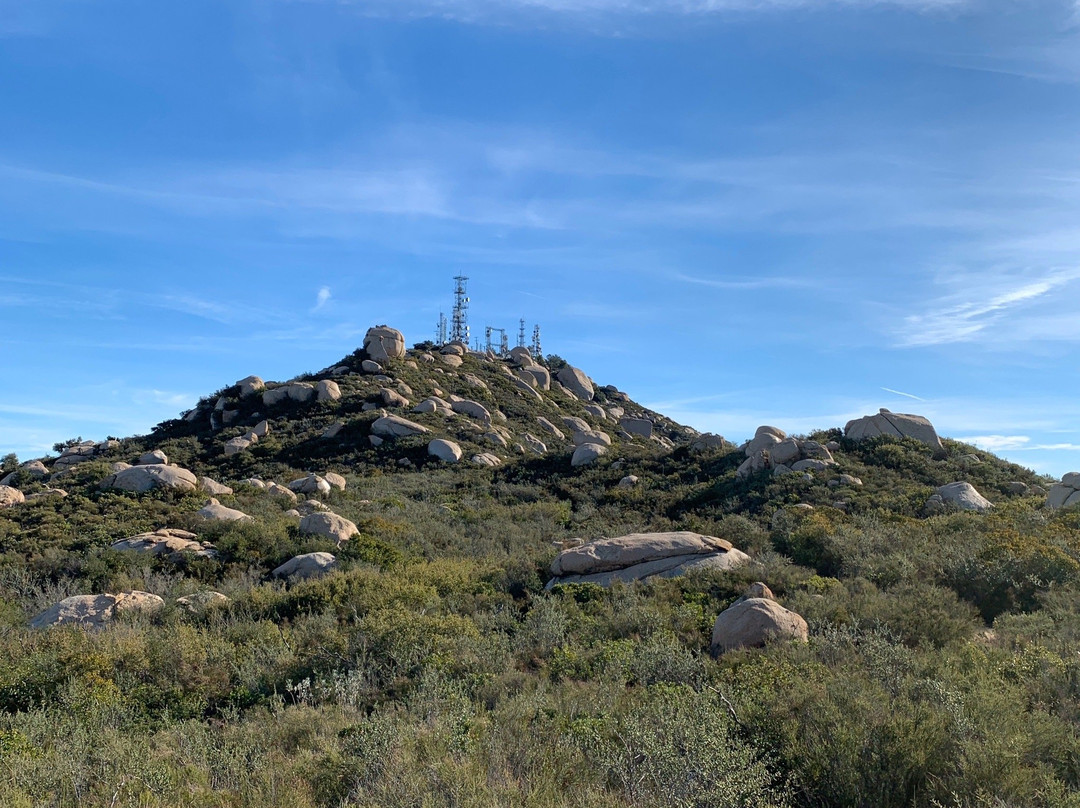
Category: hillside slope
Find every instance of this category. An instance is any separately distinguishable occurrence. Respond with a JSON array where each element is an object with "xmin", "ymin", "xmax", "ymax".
[{"xmin": 0, "ymin": 325, "xmax": 1079, "ymax": 807}]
